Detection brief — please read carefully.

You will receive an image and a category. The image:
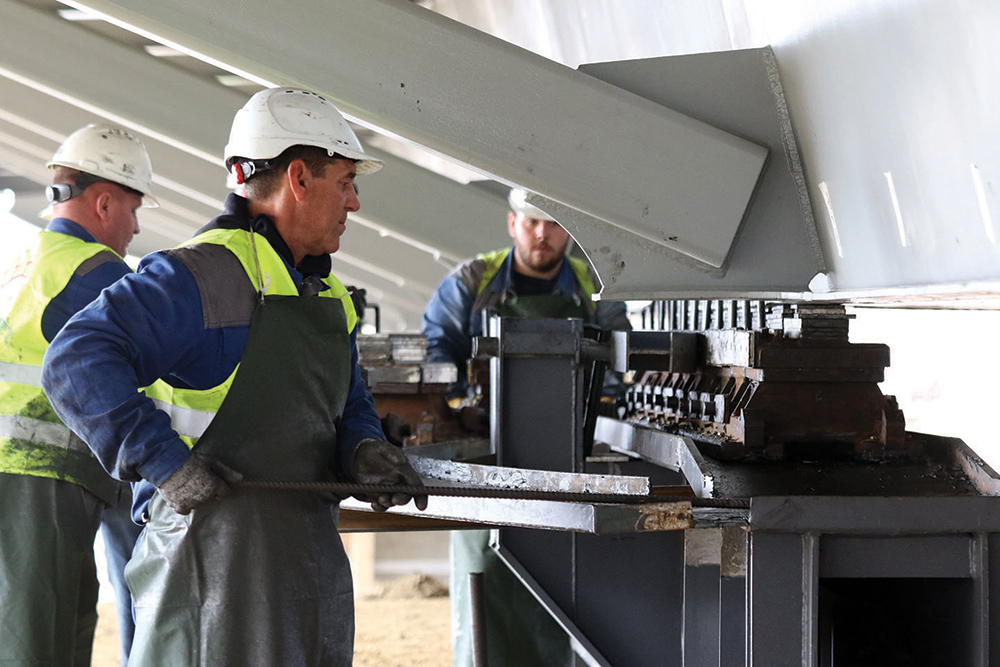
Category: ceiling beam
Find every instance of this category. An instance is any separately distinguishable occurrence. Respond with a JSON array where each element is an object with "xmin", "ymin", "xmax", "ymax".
[
  {"xmin": 0, "ymin": 0, "xmax": 509, "ymax": 262},
  {"xmin": 0, "ymin": 0, "xmax": 243, "ymax": 164},
  {"xmin": 60, "ymin": 0, "xmax": 768, "ymax": 270}
]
